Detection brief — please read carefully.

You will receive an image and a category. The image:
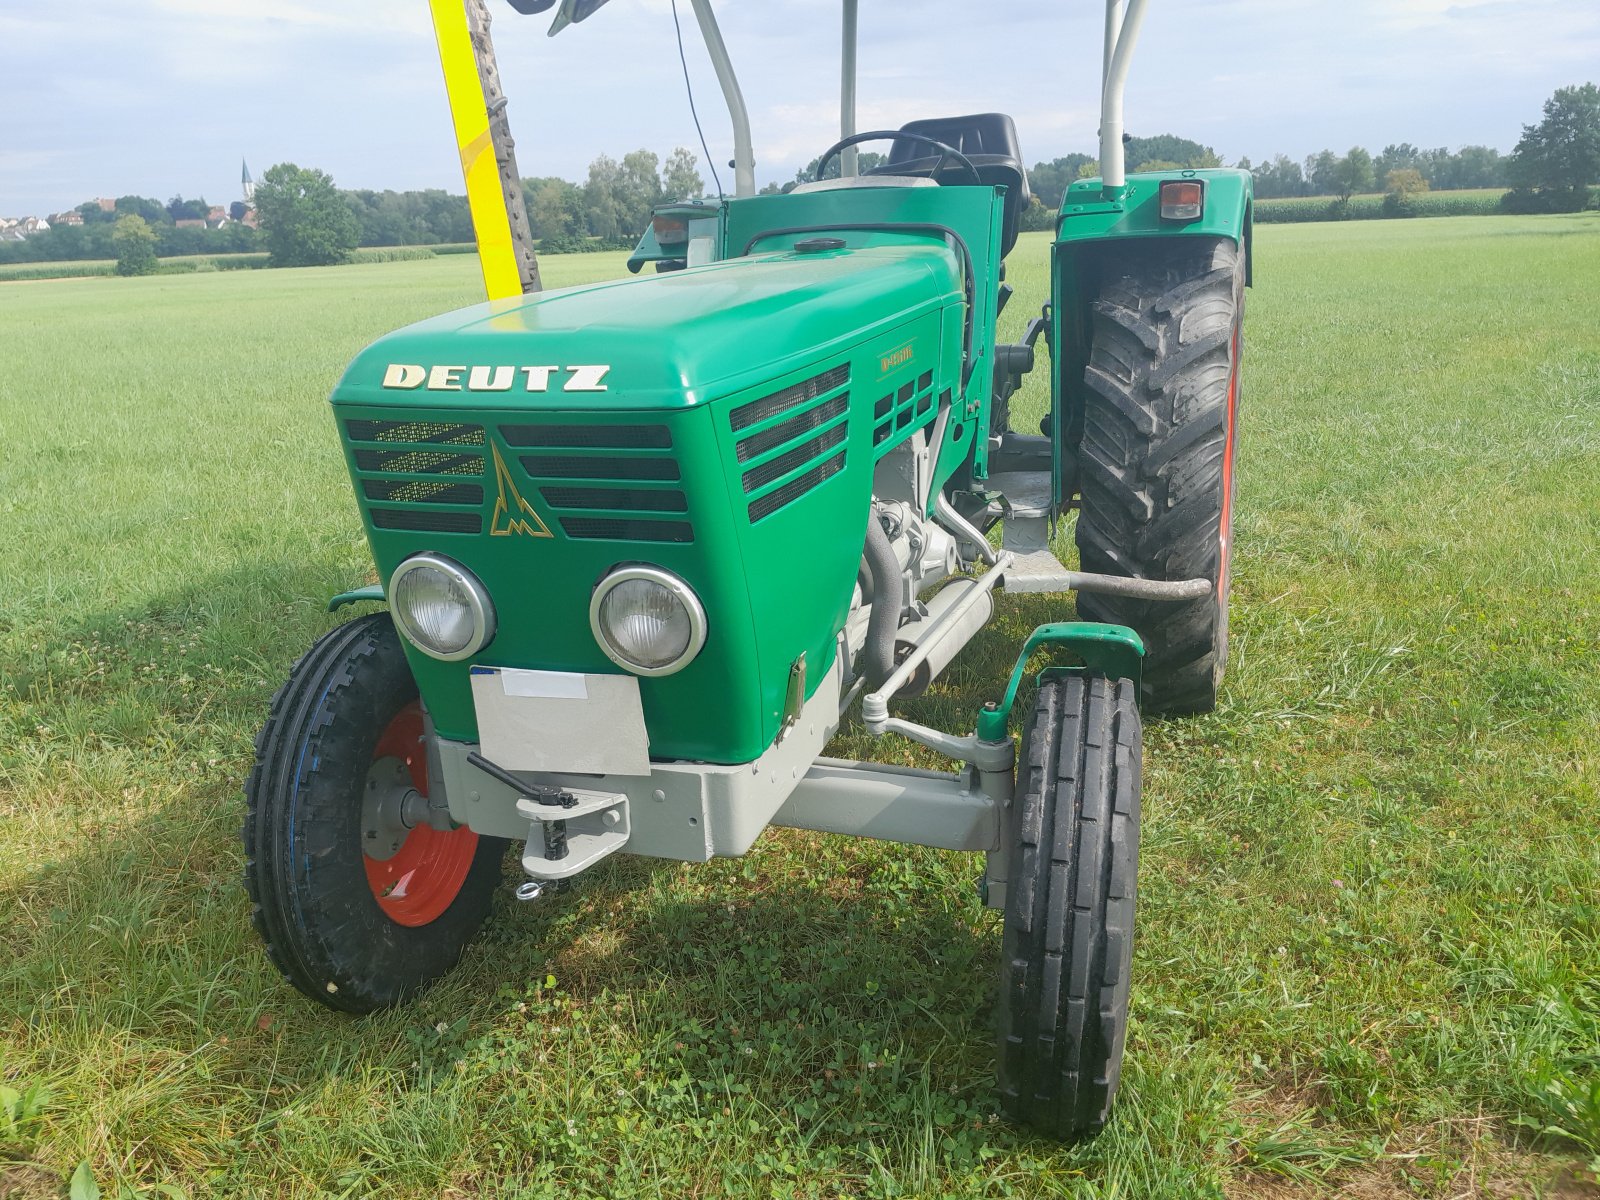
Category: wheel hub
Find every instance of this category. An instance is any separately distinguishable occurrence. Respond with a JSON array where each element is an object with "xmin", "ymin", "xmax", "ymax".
[{"xmin": 361, "ymin": 755, "xmax": 434, "ymax": 860}]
